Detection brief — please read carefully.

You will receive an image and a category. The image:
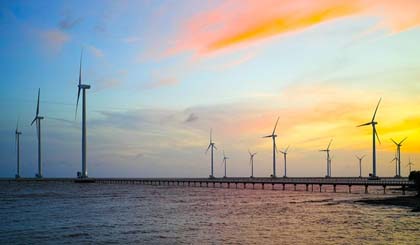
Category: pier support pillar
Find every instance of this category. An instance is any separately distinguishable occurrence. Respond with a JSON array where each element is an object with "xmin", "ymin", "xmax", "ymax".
[
  {"xmin": 206, "ymin": 182, "xmax": 208, "ymax": 187},
  {"xmin": 348, "ymin": 185, "xmax": 352, "ymax": 193},
  {"xmin": 383, "ymin": 185, "xmax": 386, "ymax": 194},
  {"xmin": 282, "ymin": 184, "xmax": 285, "ymax": 191},
  {"xmin": 333, "ymin": 185, "xmax": 336, "ymax": 193},
  {"xmin": 228, "ymin": 183, "xmax": 230, "ymax": 188},
  {"xmin": 294, "ymin": 184, "xmax": 297, "ymax": 191},
  {"xmin": 244, "ymin": 183, "xmax": 246, "ymax": 189},
  {"xmin": 311, "ymin": 184, "xmax": 314, "ymax": 192},
  {"xmin": 402, "ymin": 185, "xmax": 406, "ymax": 195},
  {"xmin": 365, "ymin": 185, "xmax": 368, "ymax": 194},
  {"xmin": 272, "ymin": 183, "xmax": 274, "ymax": 190},
  {"xmin": 213, "ymin": 182, "xmax": 215, "ymax": 188},
  {"xmin": 235, "ymin": 183, "xmax": 238, "ymax": 189},
  {"xmin": 252, "ymin": 183, "xmax": 254, "ymax": 189},
  {"xmin": 262, "ymin": 183, "xmax": 265, "ymax": 190},
  {"xmin": 306, "ymin": 184, "xmax": 309, "ymax": 191},
  {"xmin": 319, "ymin": 184, "xmax": 322, "ymax": 192}
]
